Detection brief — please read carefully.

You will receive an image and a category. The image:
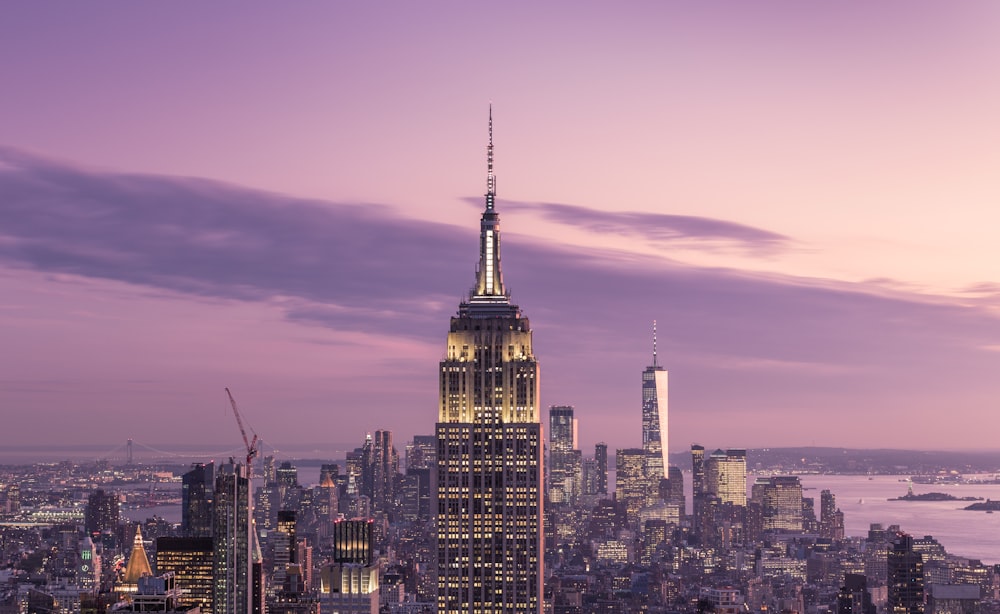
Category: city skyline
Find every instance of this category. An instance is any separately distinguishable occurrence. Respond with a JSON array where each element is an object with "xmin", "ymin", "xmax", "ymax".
[{"xmin": 3, "ymin": 3, "xmax": 1000, "ymax": 452}]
